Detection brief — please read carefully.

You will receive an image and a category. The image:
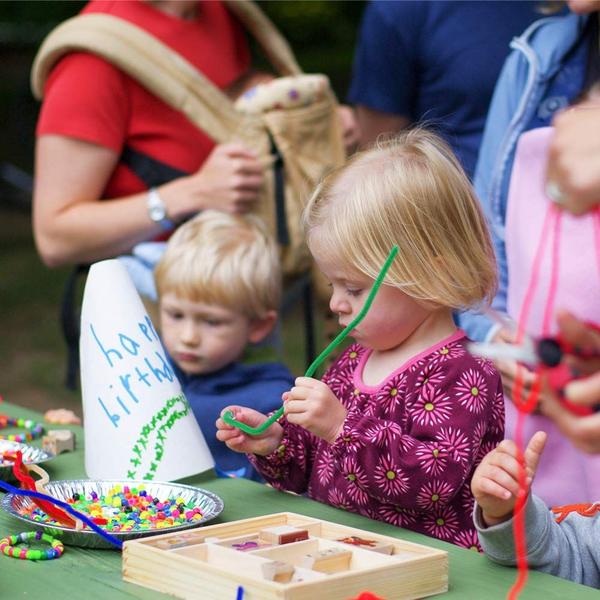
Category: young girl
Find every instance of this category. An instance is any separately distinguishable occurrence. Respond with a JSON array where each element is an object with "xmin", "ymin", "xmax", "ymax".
[{"xmin": 216, "ymin": 129, "xmax": 504, "ymax": 549}]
